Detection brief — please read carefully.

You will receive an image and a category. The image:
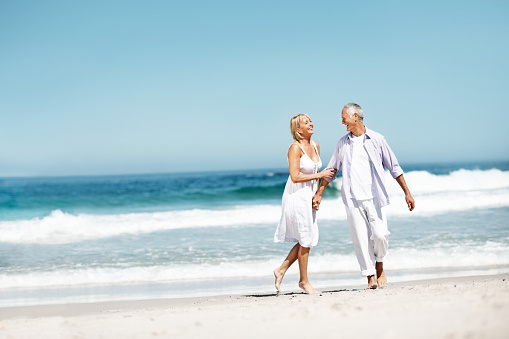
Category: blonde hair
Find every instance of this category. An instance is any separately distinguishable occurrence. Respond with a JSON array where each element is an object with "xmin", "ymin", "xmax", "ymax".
[{"xmin": 290, "ymin": 113, "xmax": 311, "ymax": 141}]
